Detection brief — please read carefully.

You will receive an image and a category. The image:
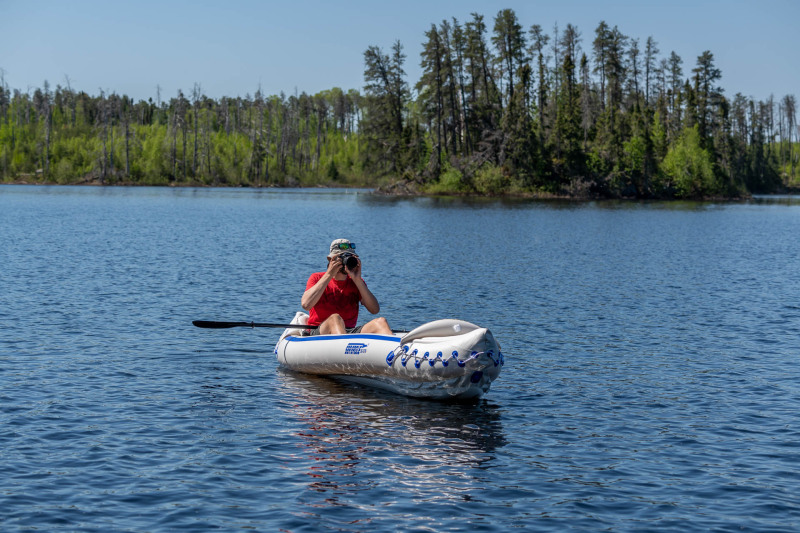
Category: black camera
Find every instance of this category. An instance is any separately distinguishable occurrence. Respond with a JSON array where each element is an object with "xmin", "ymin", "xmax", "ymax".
[{"xmin": 340, "ymin": 252, "xmax": 359, "ymax": 272}]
